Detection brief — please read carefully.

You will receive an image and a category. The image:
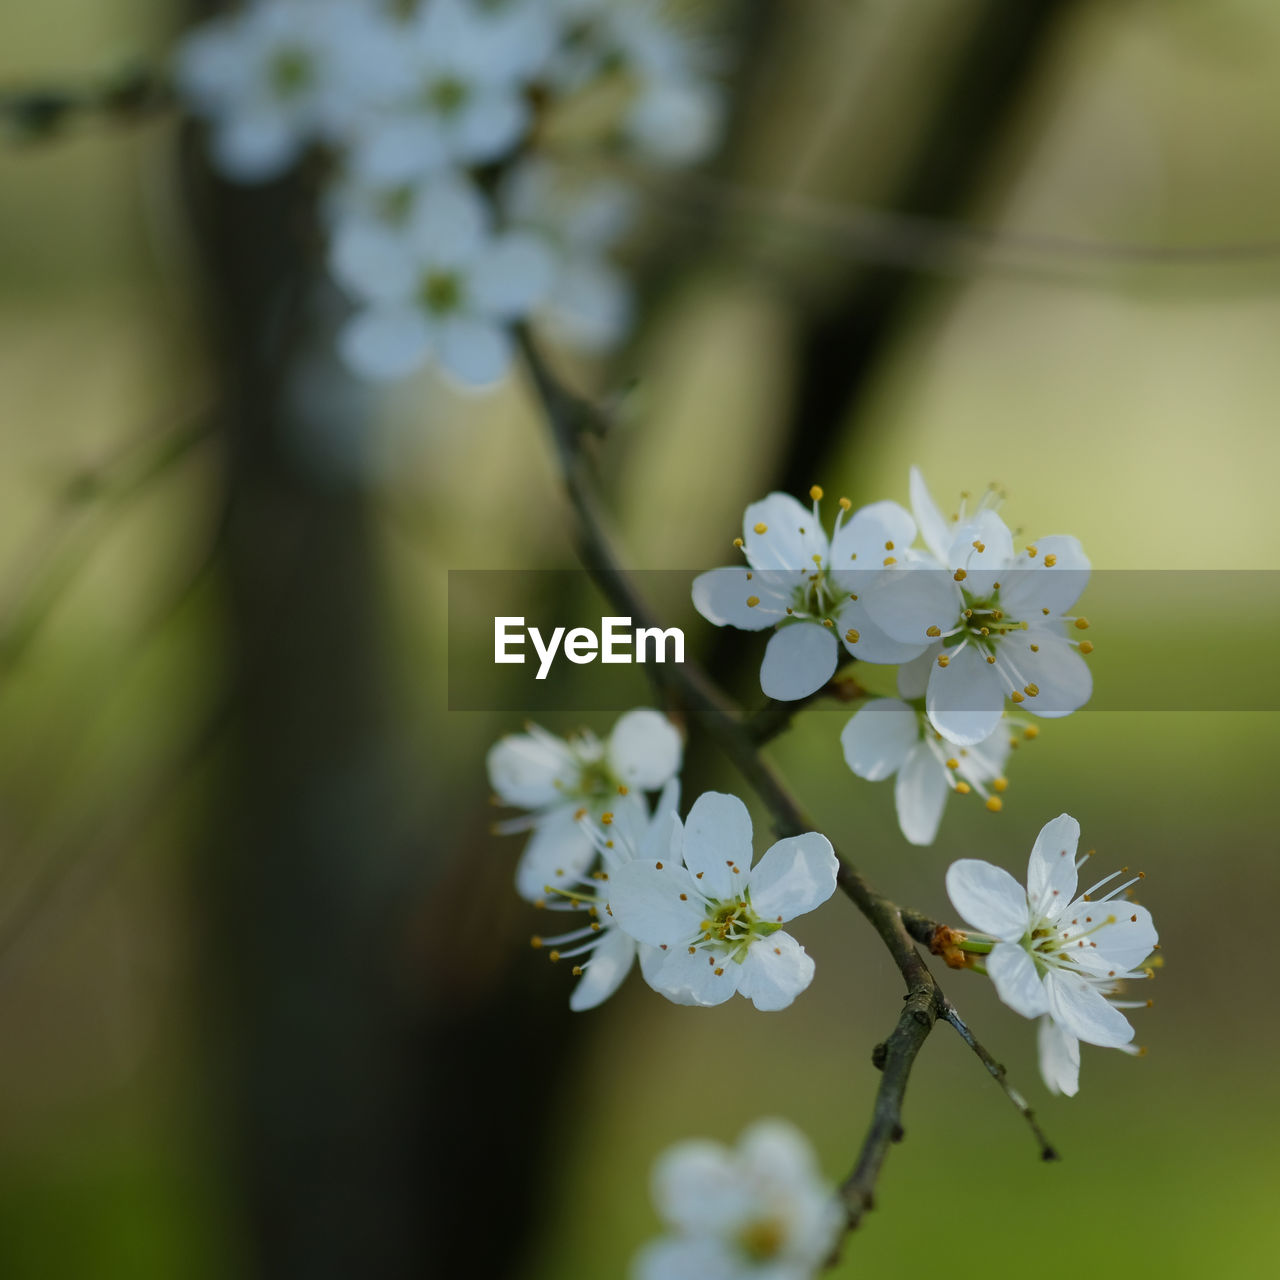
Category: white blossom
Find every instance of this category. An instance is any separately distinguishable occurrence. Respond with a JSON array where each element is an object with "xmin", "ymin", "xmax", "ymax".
[
  {"xmin": 633, "ymin": 1119, "xmax": 843, "ymax": 1280},
  {"xmin": 840, "ymin": 671, "xmax": 1012, "ymax": 846},
  {"xmin": 175, "ymin": 0, "xmax": 396, "ymax": 182},
  {"xmin": 343, "ymin": 0, "xmax": 550, "ymax": 186},
  {"xmin": 487, "ymin": 706, "xmax": 682, "ymax": 903},
  {"xmin": 607, "ymin": 792, "xmax": 838, "ymax": 1011},
  {"xmin": 500, "ymin": 157, "xmax": 637, "ymax": 350},
  {"xmin": 946, "ymin": 813, "xmax": 1157, "ymax": 1095},
  {"xmin": 693, "ymin": 487, "xmax": 930, "ymax": 702},
  {"xmin": 329, "ymin": 175, "xmax": 554, "ymax": 385},
  {"xmin": 862, "ymin": 468, "xmax": 1093, "ymax": 745}
]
